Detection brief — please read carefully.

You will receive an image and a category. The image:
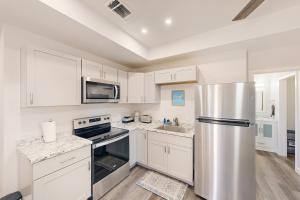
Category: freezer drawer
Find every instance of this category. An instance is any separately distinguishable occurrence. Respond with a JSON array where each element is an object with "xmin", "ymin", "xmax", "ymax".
[{"xmin": 194, "ymin": 121, "xmax": 256, "ymax": 200}]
